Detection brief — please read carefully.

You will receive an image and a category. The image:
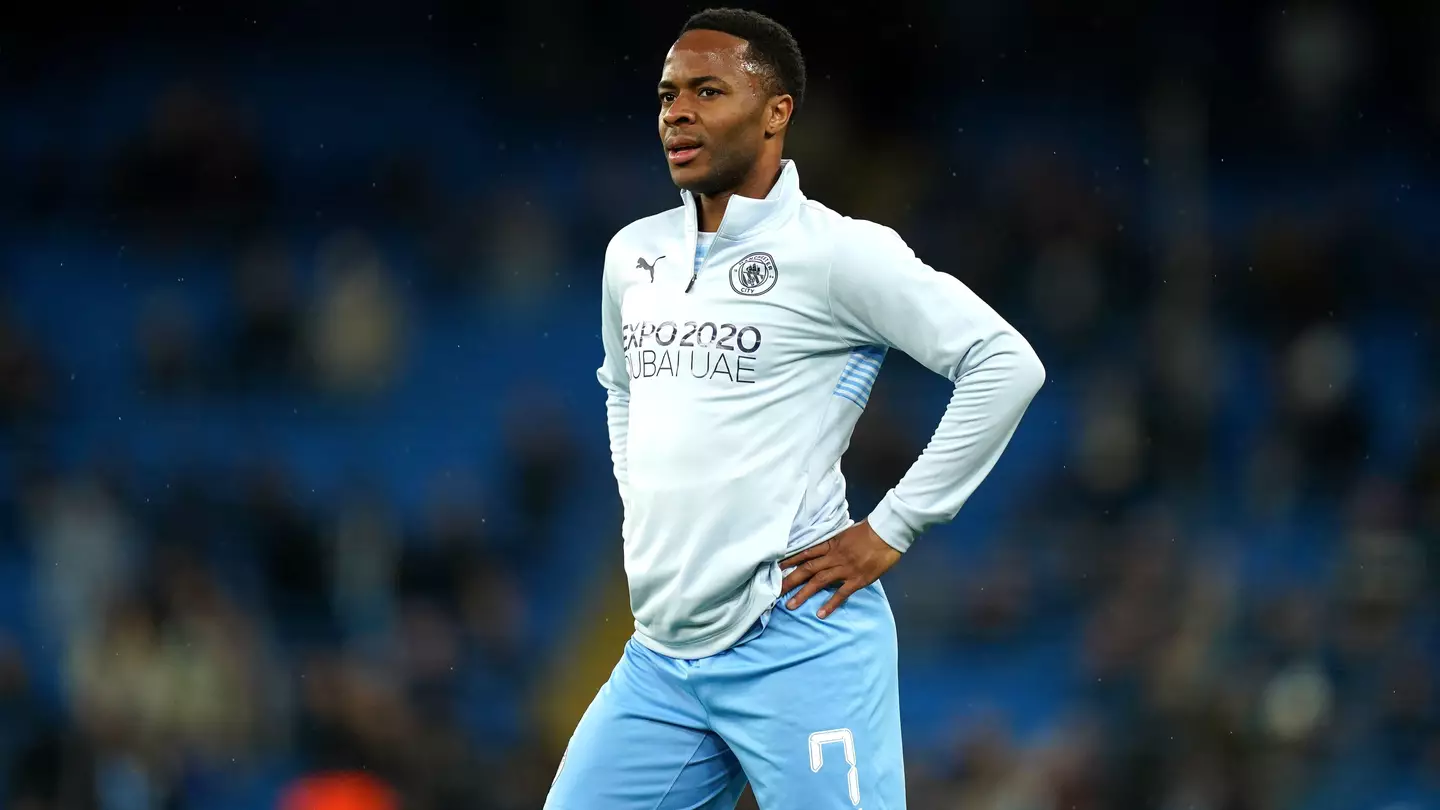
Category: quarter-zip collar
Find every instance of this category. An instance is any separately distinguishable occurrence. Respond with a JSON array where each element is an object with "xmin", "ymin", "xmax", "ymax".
[
  {"xmin": 679, "ymin": 159, "xmax": 803, "ymax": 241},
  {"xmin": 673, "ymin": 159, "xmax": 802, "ymax": 293}
]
